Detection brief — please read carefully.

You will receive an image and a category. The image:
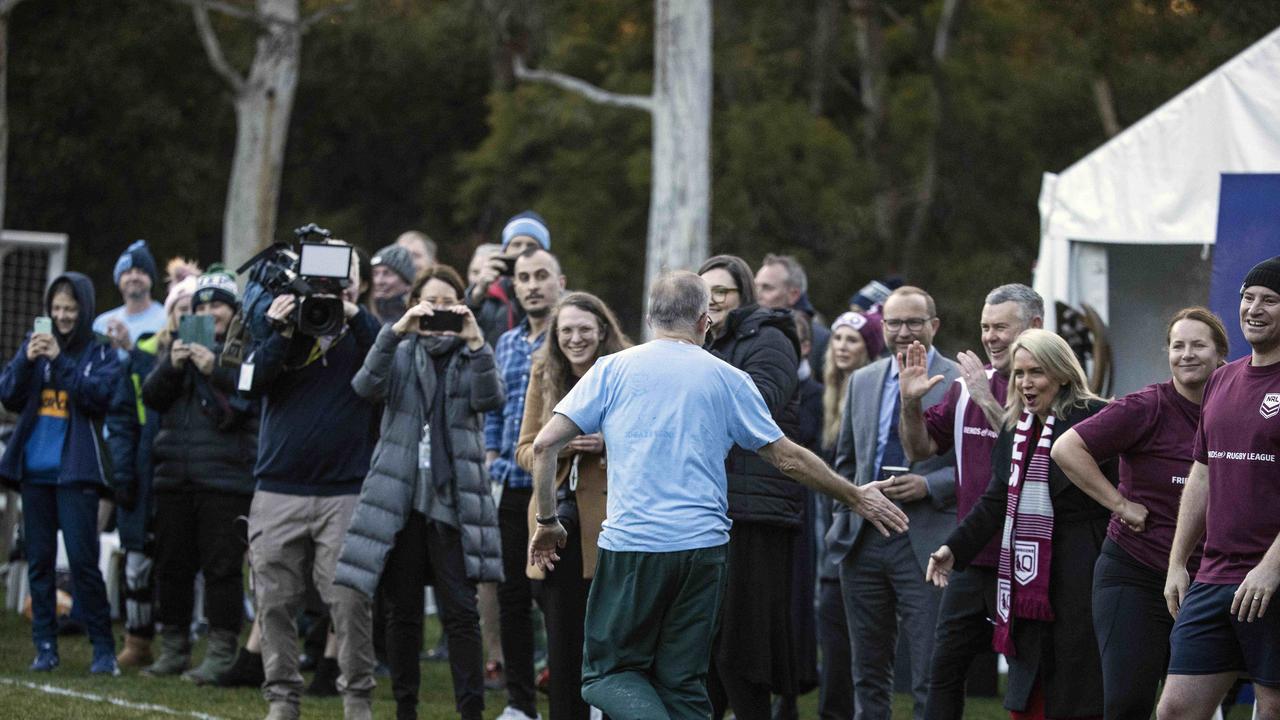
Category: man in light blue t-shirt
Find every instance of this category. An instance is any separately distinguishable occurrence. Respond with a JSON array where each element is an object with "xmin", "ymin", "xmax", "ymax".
[
  {"xmin": 92, "ymin": 240, "xmax": 166, "ymax": 353},
  {"xmin": 528, "ymin": 271, "xmax": 909, "ymax": 720}
]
